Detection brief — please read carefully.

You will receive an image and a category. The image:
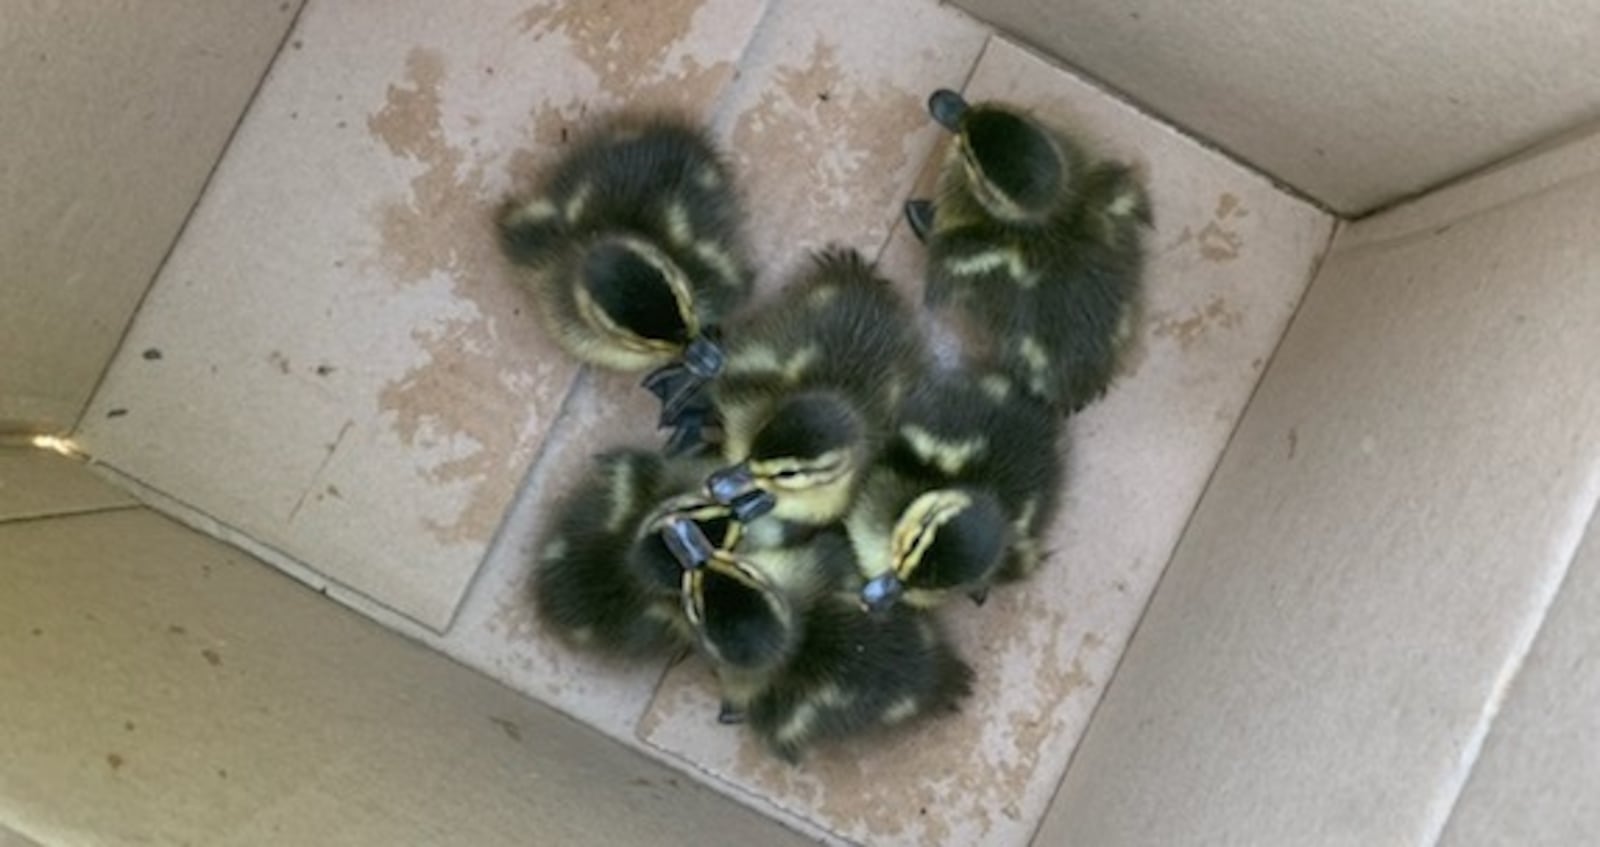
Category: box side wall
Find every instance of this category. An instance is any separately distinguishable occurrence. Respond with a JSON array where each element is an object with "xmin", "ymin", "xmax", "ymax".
[
  {"xmin": 950, "ymin": 0, "xmax": 1600, "ymax": 214},
  {"xmin": 1436, "ymin": 512, "xmax": 1600, "ymax": 847},
  {"xmin": 1034, "ymin": 128, "xmax": 1600, "ymax": 846},
  {"xmin": 0, "ymin": 1, "xmax": 301, "ymax": 433},
  {"xmin": 0, "ymin": 457, "xmax": 813, "ymax": 847}
]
